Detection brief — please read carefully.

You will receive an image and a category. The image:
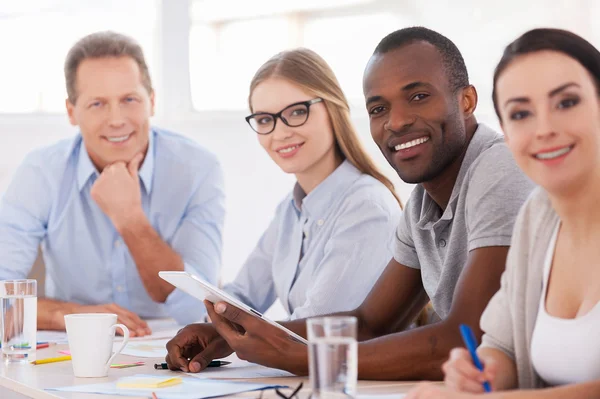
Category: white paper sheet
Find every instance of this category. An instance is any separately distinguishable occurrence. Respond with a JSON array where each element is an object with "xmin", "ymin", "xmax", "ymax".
[
  {"xmin": 36, "ymin": 330, "xmax": 69, "ymax": 344},
  {"xmin": 46, "ymin": 373, "xmax": 287, "ymax": 399},
  {"xmin": 38, "ymin": 319, "xmax": 183, "ymax": 345},
  {"xmin": 115, "ymin": 338, "xmax": 294, "ymax": 379},
  {"xmin": 186, "ymin": 353, "xmax": 294, "ymax": 379},
  {"xmin": 117, "ymin": 338, "xmax": 170, "ymax": 358},
  {"xmin": 187, "ymin": 365, "xmax": 294, "ymax": 379},
  {"xmin": 116, "ymin": 319, "xmax": 183, "ymax": 342}
]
